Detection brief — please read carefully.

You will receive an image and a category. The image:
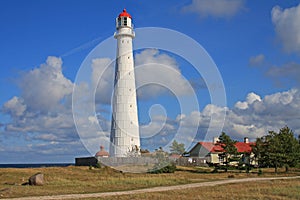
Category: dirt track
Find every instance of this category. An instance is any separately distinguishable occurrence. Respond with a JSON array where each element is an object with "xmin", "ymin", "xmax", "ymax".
[{"xmin": 3, "ymin": 176, "xmax": 300, "ymax": 200}]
